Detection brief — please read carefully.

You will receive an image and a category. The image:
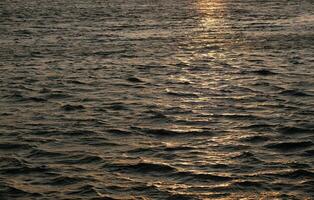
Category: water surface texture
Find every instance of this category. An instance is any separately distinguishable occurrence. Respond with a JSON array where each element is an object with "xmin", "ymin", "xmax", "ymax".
[{"xmin": 1, "ymin": 0, "xmax": 314, "ymax": 199}]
